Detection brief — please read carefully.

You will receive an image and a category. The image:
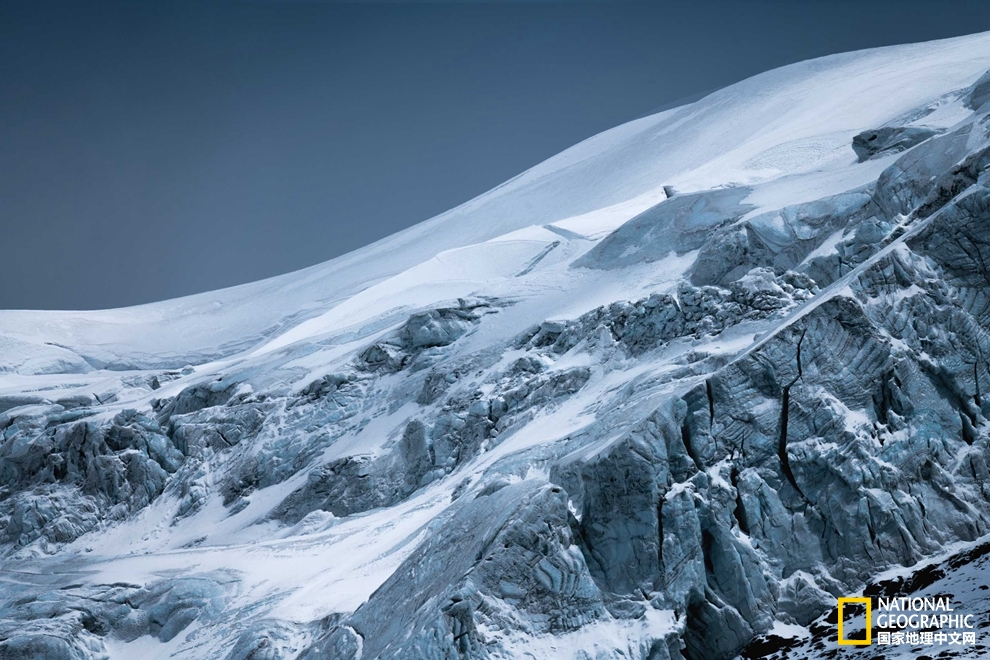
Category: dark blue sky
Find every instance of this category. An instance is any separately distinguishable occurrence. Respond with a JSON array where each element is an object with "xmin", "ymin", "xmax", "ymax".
[{"xmin": 3, "ymin": 1, "xmax": 989, "ymax": 310}]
